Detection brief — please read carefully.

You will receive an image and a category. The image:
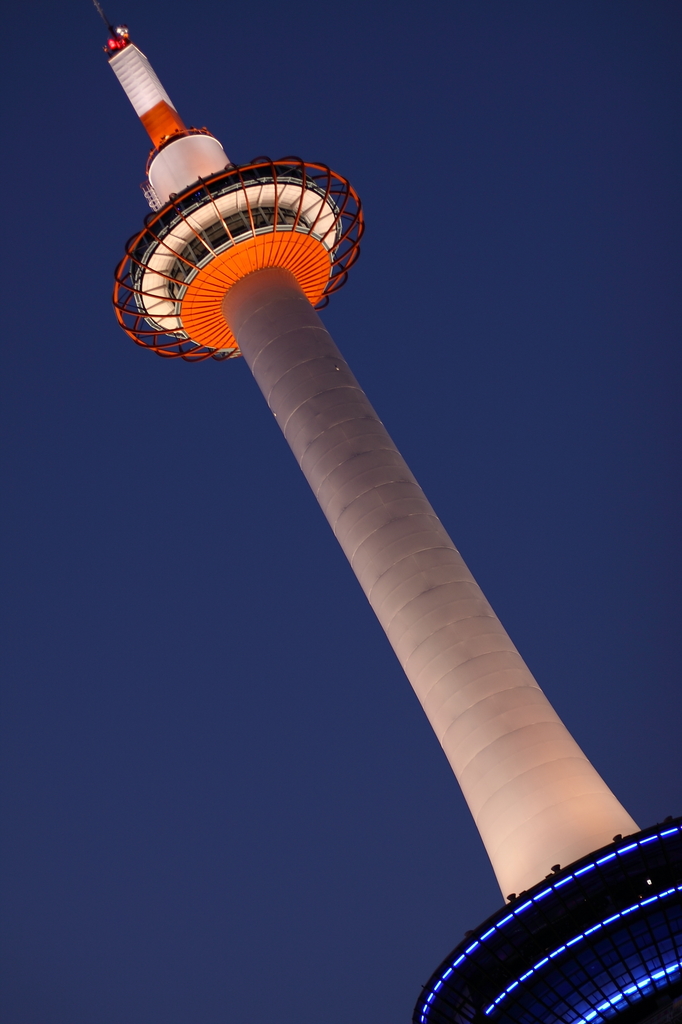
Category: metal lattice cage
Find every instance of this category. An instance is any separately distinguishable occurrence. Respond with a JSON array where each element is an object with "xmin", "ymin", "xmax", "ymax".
[{"xmin": 113, "ymin": 157, "xmax": 364, "ymax": 362}]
